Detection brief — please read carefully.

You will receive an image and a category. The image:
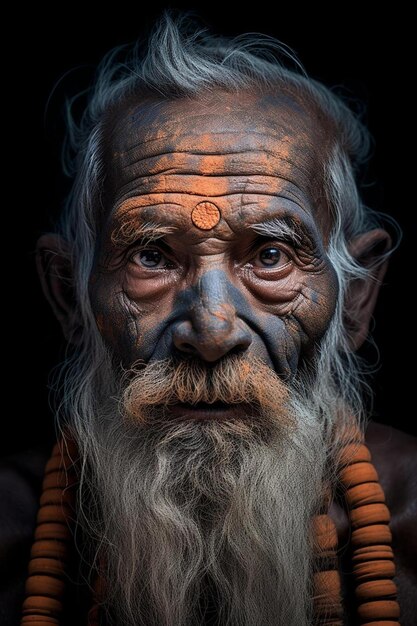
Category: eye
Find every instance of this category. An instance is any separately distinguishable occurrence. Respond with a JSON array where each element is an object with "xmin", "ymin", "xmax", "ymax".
[
  {"xmin": 253, "ymin": 246, "xmax": 289, "ymax": 268},
  {"xmin": 131, "ymin": 248, "xmax": 171, "ymax": 269}
]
